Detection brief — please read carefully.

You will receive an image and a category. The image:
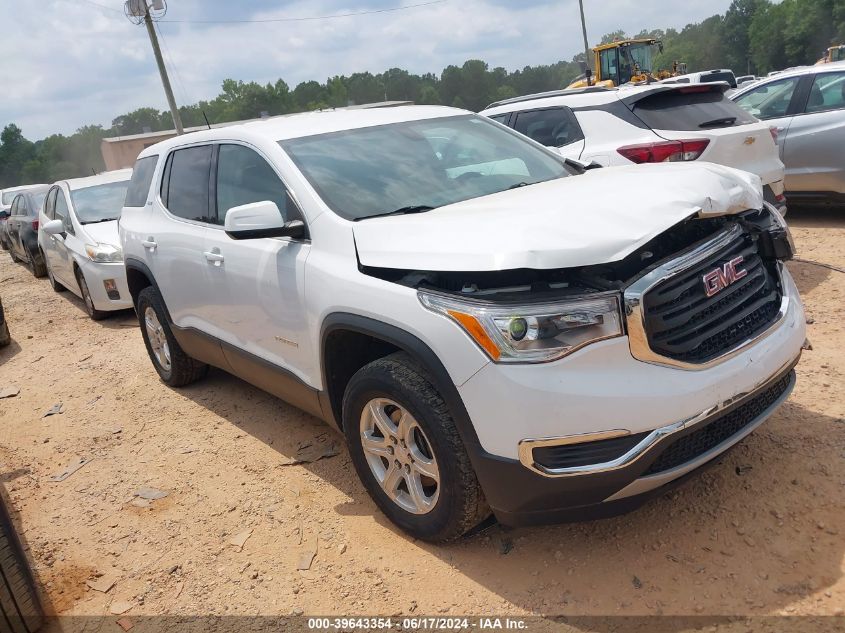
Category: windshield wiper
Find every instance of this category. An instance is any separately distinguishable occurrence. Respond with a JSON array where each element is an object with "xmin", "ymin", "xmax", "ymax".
[
  {"xmin": 81, "ymin": 218, "xmax": 118, "ymax": 225},
  {"xmin": 699, "ymin": 116, "xmax": 737, "ymax": 128},
  {"xmin": 508, "ymin": 182, "xmax": 532, "ymax": 190},
  {"xmin": 356, "ymin": 205, "xmax": 435, "ymax": 221}
]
